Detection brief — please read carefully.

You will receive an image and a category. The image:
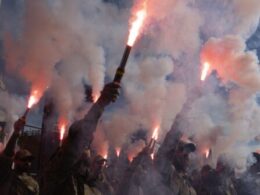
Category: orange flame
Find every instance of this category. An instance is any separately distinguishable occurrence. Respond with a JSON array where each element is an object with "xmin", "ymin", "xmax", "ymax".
[
  {"xmin": 127, "ymin": 1, "xmax": 147, "ymax": 46},
  {"xmin": 115, "ymin": 147, "xmax": 121, "ymax": 157},
  {"xmin": 58, "ymin": 117, "xmax": 68, "ymax": 142},
  {"xmin": 27, "ymin": 90, "xmax": 41, "ymax": 108},
  {"xmin": 200, "ymin": 62, "xmax": 210, "ymax": 81}
]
